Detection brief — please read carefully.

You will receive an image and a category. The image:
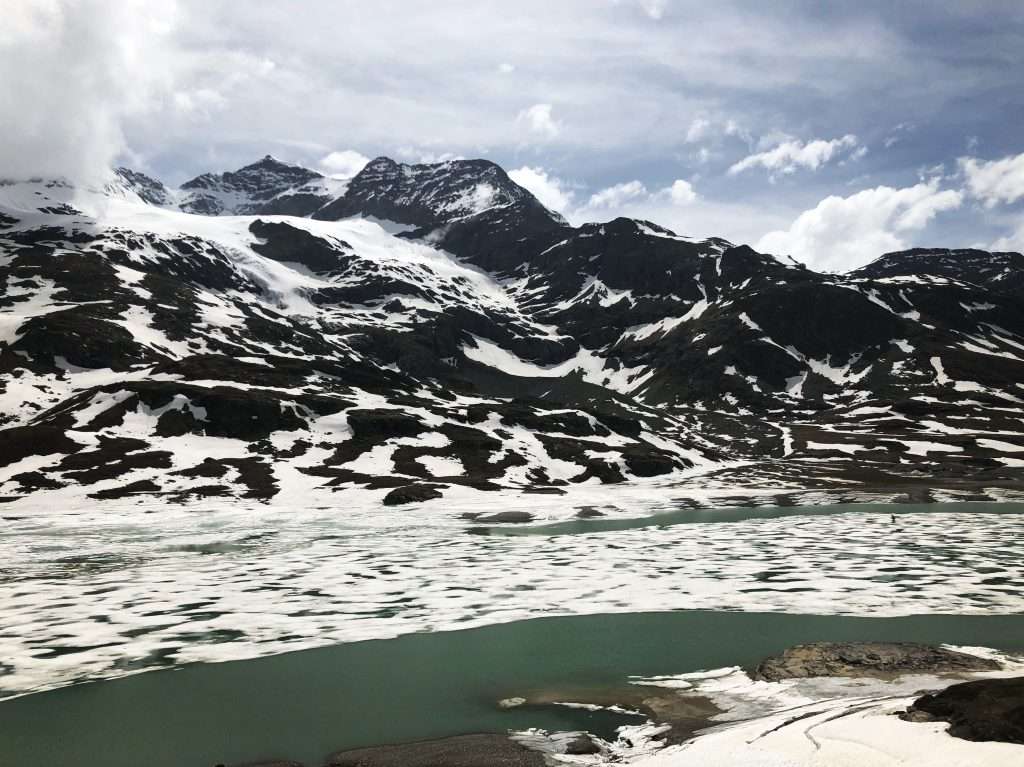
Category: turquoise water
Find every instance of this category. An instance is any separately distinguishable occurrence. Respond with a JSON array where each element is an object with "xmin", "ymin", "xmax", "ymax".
[
  {"xmin": 1, "ymin": 610, "xmax": 1022, "ymax": 767},
  {"xmin": 468, "ymin": 501, "xmax": 1024, "ymax": 536}
]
